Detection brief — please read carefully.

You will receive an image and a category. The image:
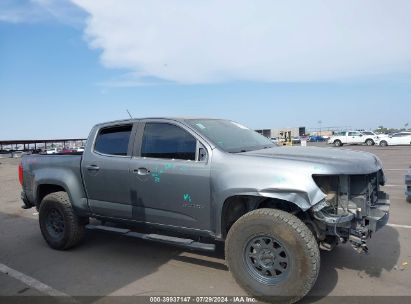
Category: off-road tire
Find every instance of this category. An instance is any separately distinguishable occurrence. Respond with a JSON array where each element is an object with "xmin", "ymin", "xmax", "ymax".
[
  {"xmin": 380, "ymin": 141, "xmax": 388, "ymax": 147},
  {"xmin": 225, "ymin": 208, "xmax": 320, "ymax": 303},
  {"xmin": 39, "ymin": 191, "xmax": 86, "ymax": 250},
  {"xmin": 365, "ymin": 139, "xmax": 374, "ymax": 146},
  {"xmin": 334, "ymin": 140, "xmax": 343, "ymax": 147}
]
